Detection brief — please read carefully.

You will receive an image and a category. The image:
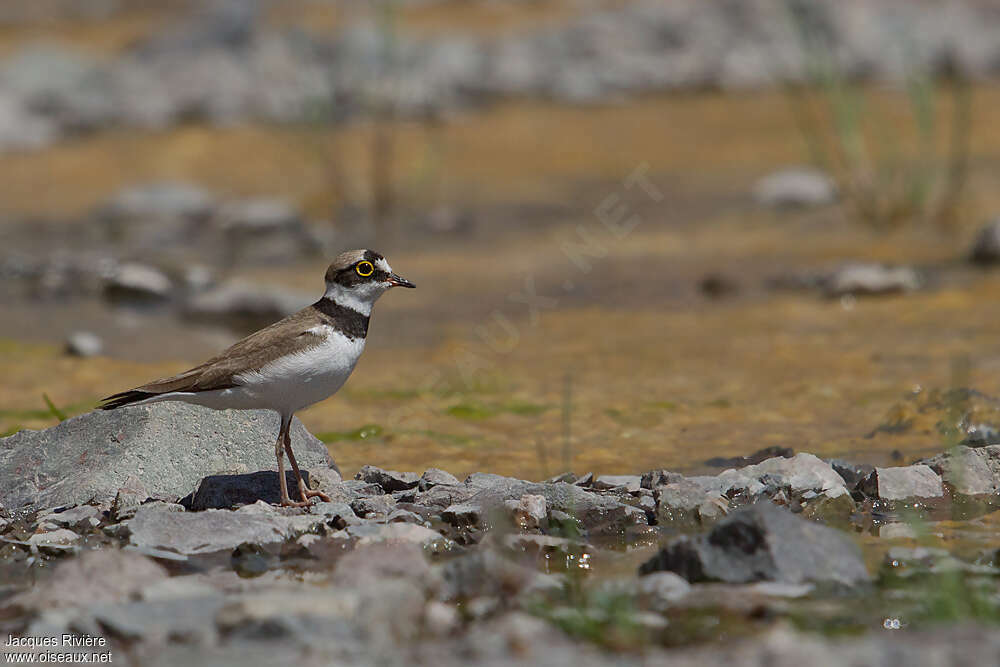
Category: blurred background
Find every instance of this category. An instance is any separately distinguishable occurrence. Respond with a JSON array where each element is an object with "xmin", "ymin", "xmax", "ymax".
[{"xmin": 3, "ymin": 0, "xmax": 1000, "ymax": 479}]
